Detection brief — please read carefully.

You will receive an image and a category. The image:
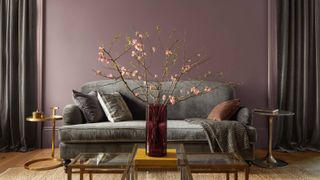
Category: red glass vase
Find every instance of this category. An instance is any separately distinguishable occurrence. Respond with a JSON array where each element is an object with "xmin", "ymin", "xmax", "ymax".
[{"xmin": 146, "ymin": 104, "xmax": 167, "ymax": 157}]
